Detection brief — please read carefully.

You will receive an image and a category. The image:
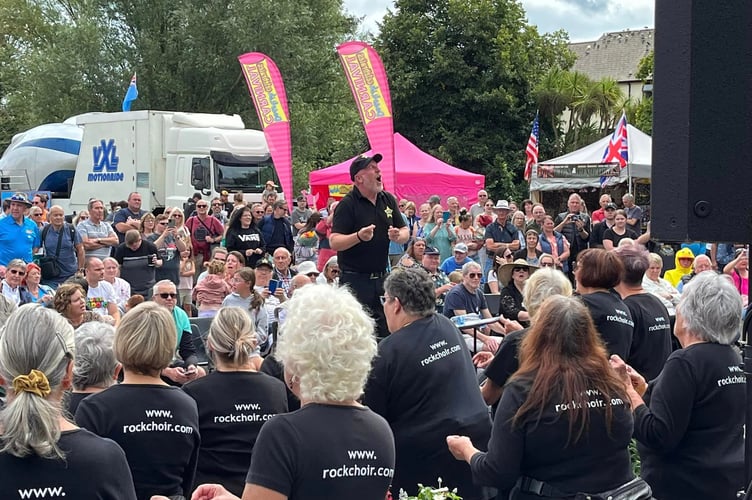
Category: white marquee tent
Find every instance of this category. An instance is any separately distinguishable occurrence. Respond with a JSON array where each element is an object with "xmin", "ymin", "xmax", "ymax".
[{"xmin": 529, "ymin": 124, "xmax": 652, "ymax": 193}]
